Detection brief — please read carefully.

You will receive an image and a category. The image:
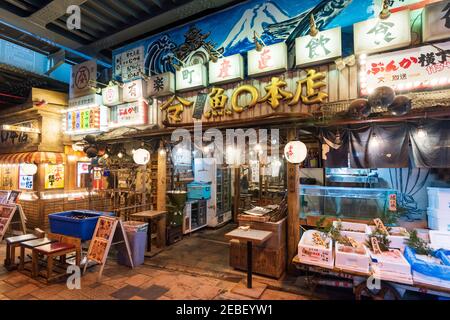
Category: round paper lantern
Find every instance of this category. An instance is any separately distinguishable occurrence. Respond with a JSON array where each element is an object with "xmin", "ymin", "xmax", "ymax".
[
  {"xmin": 347, "ymin": 98, "xmax": 371, "ymax": 119},
  {"xmin": 133, "ymin": 148, "xmax": 150, "ymax": 165},
  {"xmin": 284, "ymin": 141, "xmax": 307, "ymax": 164},
  {"xmin": 85, "ymin": 147, "xmax": 98, "ymax": 158},
  {"xmin": 368, "ymin": 86, "xmax": 395, "ymax": 109},
  {"xmin": 20, "ymin": 163, "xmax": 38, "ymax": 175},
  {"xmin": 388, "ymin": 95, "xmax": 411, "ymax": 116}
]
